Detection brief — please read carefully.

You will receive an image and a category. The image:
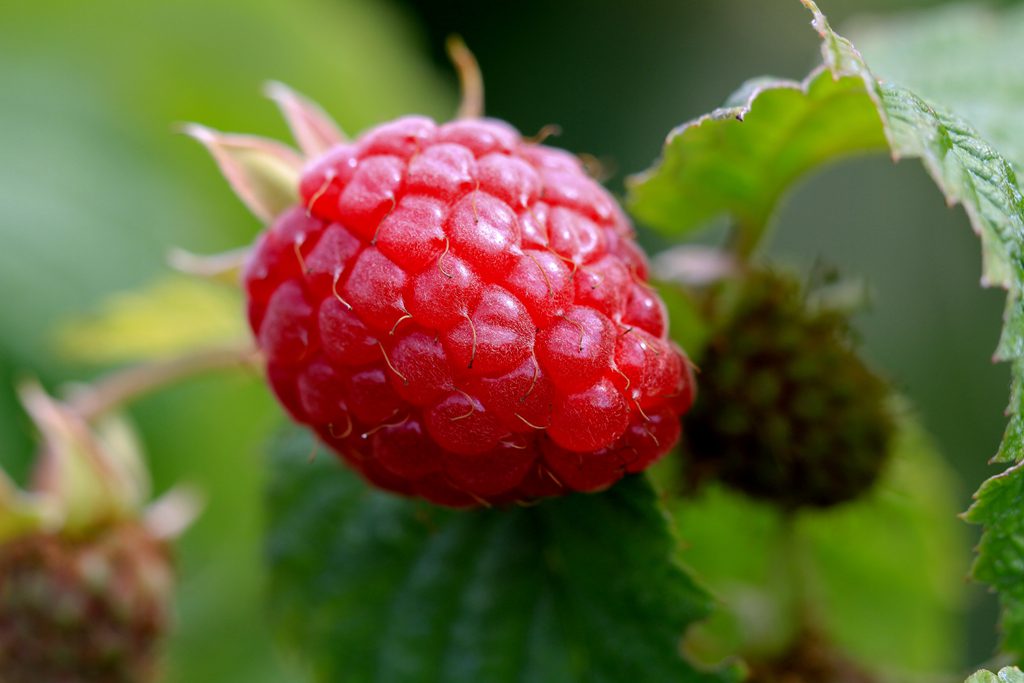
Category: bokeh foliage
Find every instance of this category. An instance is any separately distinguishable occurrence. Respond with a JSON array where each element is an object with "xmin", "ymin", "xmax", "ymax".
[{"xmin": 0, "ymin": 1, "xmax": 449, "ymax": 681}]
